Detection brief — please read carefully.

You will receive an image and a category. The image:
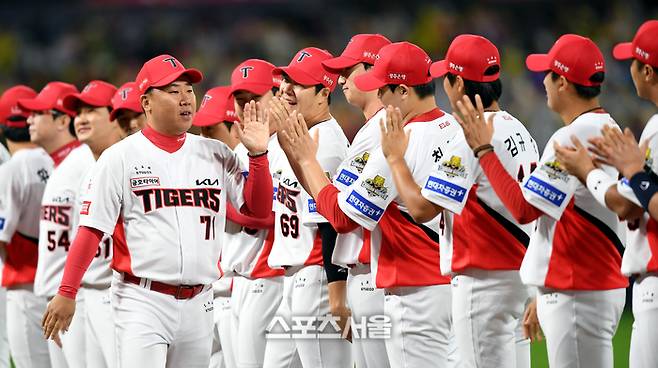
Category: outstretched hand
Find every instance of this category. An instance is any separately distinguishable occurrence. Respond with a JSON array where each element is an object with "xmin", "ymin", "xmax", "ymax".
[
  {"xmin": 380, "ymin": 105, "xmax": 409, "ymax": 163},
  {"xmin": 277, "ymin": 110, "xmax": 318, "ymax": 166},
  {"xmin": 42, "ymin": 294, "xmax": 75, "ymax": 347},
  {"xmin": 588, "ymin": 126, "xmax": 647, "ymax": 179},
  {"xmin": 554, "ymin": 135, "xmax": 597, "ymax": 183},
  {"xmin": 237, "ymin": 100, "xmax": 270, "ymax": 155},
  {"xmin": 453, "ymin": 94, "xmax": 495, "ymax": 151}
]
